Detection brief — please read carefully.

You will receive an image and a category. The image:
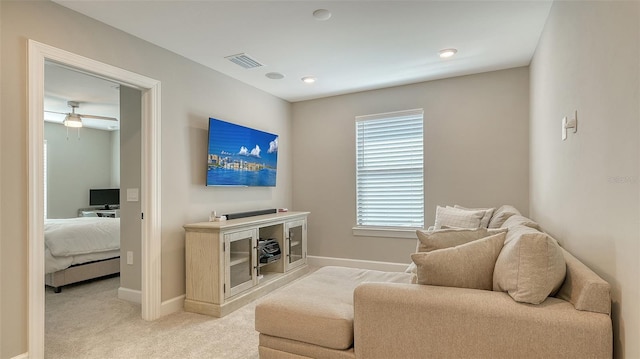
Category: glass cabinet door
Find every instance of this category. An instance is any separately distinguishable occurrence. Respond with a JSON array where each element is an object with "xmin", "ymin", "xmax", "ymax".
[
  {"xmin": 224, "ymin": 229, "xmax": 257, "ymax": 298},
  {"xmin": 285, "ymin": 220, "xmax": 306, "ymax": 271}
]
